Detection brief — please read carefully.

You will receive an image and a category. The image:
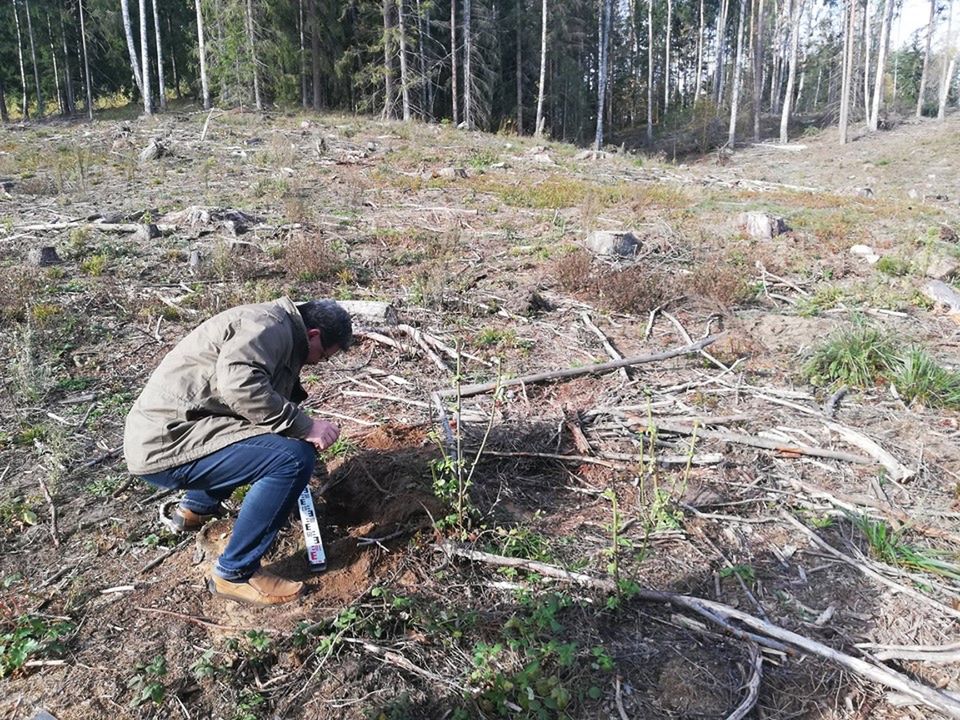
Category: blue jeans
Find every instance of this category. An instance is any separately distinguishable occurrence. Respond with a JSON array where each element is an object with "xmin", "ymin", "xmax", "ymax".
[{"xmin": 142, "ymin": 434, "xmax": 315, "ymax": 581}]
